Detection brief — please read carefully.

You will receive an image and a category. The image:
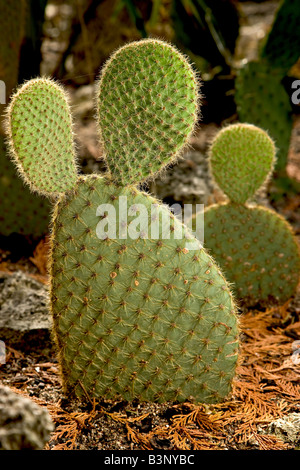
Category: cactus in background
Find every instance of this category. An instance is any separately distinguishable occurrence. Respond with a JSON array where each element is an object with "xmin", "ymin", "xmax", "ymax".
[
  {"xmin": 170, "ymin": 0, "xmax": 240, "ymax": 71},
  {"xmin": 0, "ymin": 136, "xmax": 49, "ymax": 237},
  {"xmin": 209, "ymin": 121, "xmax": 275, "ymax": 205},
  {"xmin": 235, "ymin": 62, "xmax": 292, "ymax": 175},
  {"xmin": 203, "ymin": 123, "xmax": 300, "ymax": 307},
  {"xmin": 6, "ymin": 39, "xmax": 239, "ymax": 404},
  {"xmin": 235, "ymin": 0, "xmax": 300, "ymax": 183},
  {"xmin": 0, "ymin": 0, "xmax": 49, "ymax": 237},
  {"xmin": 0, "ymin": 0, "xmax": 27, "ymax": 105},
  {"xmin": 261, "ymin": 0, "xmax": 300, "ymax": 73}
]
